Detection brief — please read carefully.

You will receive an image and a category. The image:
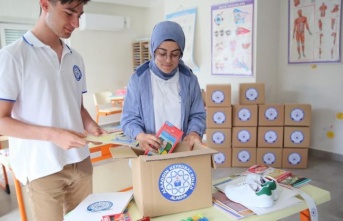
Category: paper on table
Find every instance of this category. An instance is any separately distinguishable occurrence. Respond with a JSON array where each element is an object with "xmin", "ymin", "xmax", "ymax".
[
  {"xmin": 64, "ymin": 191, "xmax": 133, "ymax": 221},
  {"xmin": 214, "ymin": 176, "xmax": 302, "ymax": 215},
  {"xmin": 86, "ymin": 132, "xmax": 138, "ymax": 147}
]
